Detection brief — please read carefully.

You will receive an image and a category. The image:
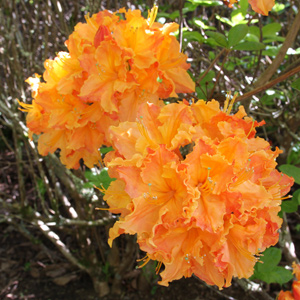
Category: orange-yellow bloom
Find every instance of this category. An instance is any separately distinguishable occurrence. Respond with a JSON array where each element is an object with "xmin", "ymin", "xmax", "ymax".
[
  {"xmin": 20, "ymin": 7, "xmax": 194, "ymax": 168},
  {"xmin": 225, "ymin": 0, "xmax": 275, "ymax": 15},
  {"xmin": 248, "ymin": 0, "xmax": 275, "ymax": 15},
  {"xmin": 278, "ymin": 263, "xmax": 300, "ymax": 300},
  {"xmin": 104, "ymin": 99, "xmax": 294, "ymax": 289}
]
